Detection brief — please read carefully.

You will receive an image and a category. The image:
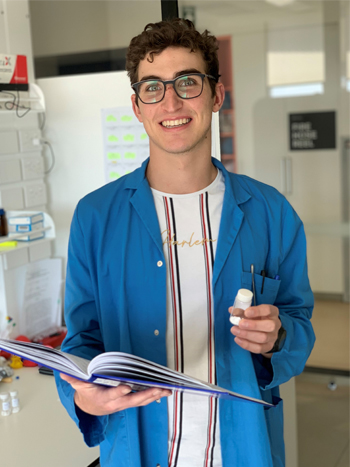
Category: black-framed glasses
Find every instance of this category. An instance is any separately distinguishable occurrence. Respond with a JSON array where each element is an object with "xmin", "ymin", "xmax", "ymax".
[{"xmin": 132, "ymin": 73, "xmax": 217, "ymax": 104}]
